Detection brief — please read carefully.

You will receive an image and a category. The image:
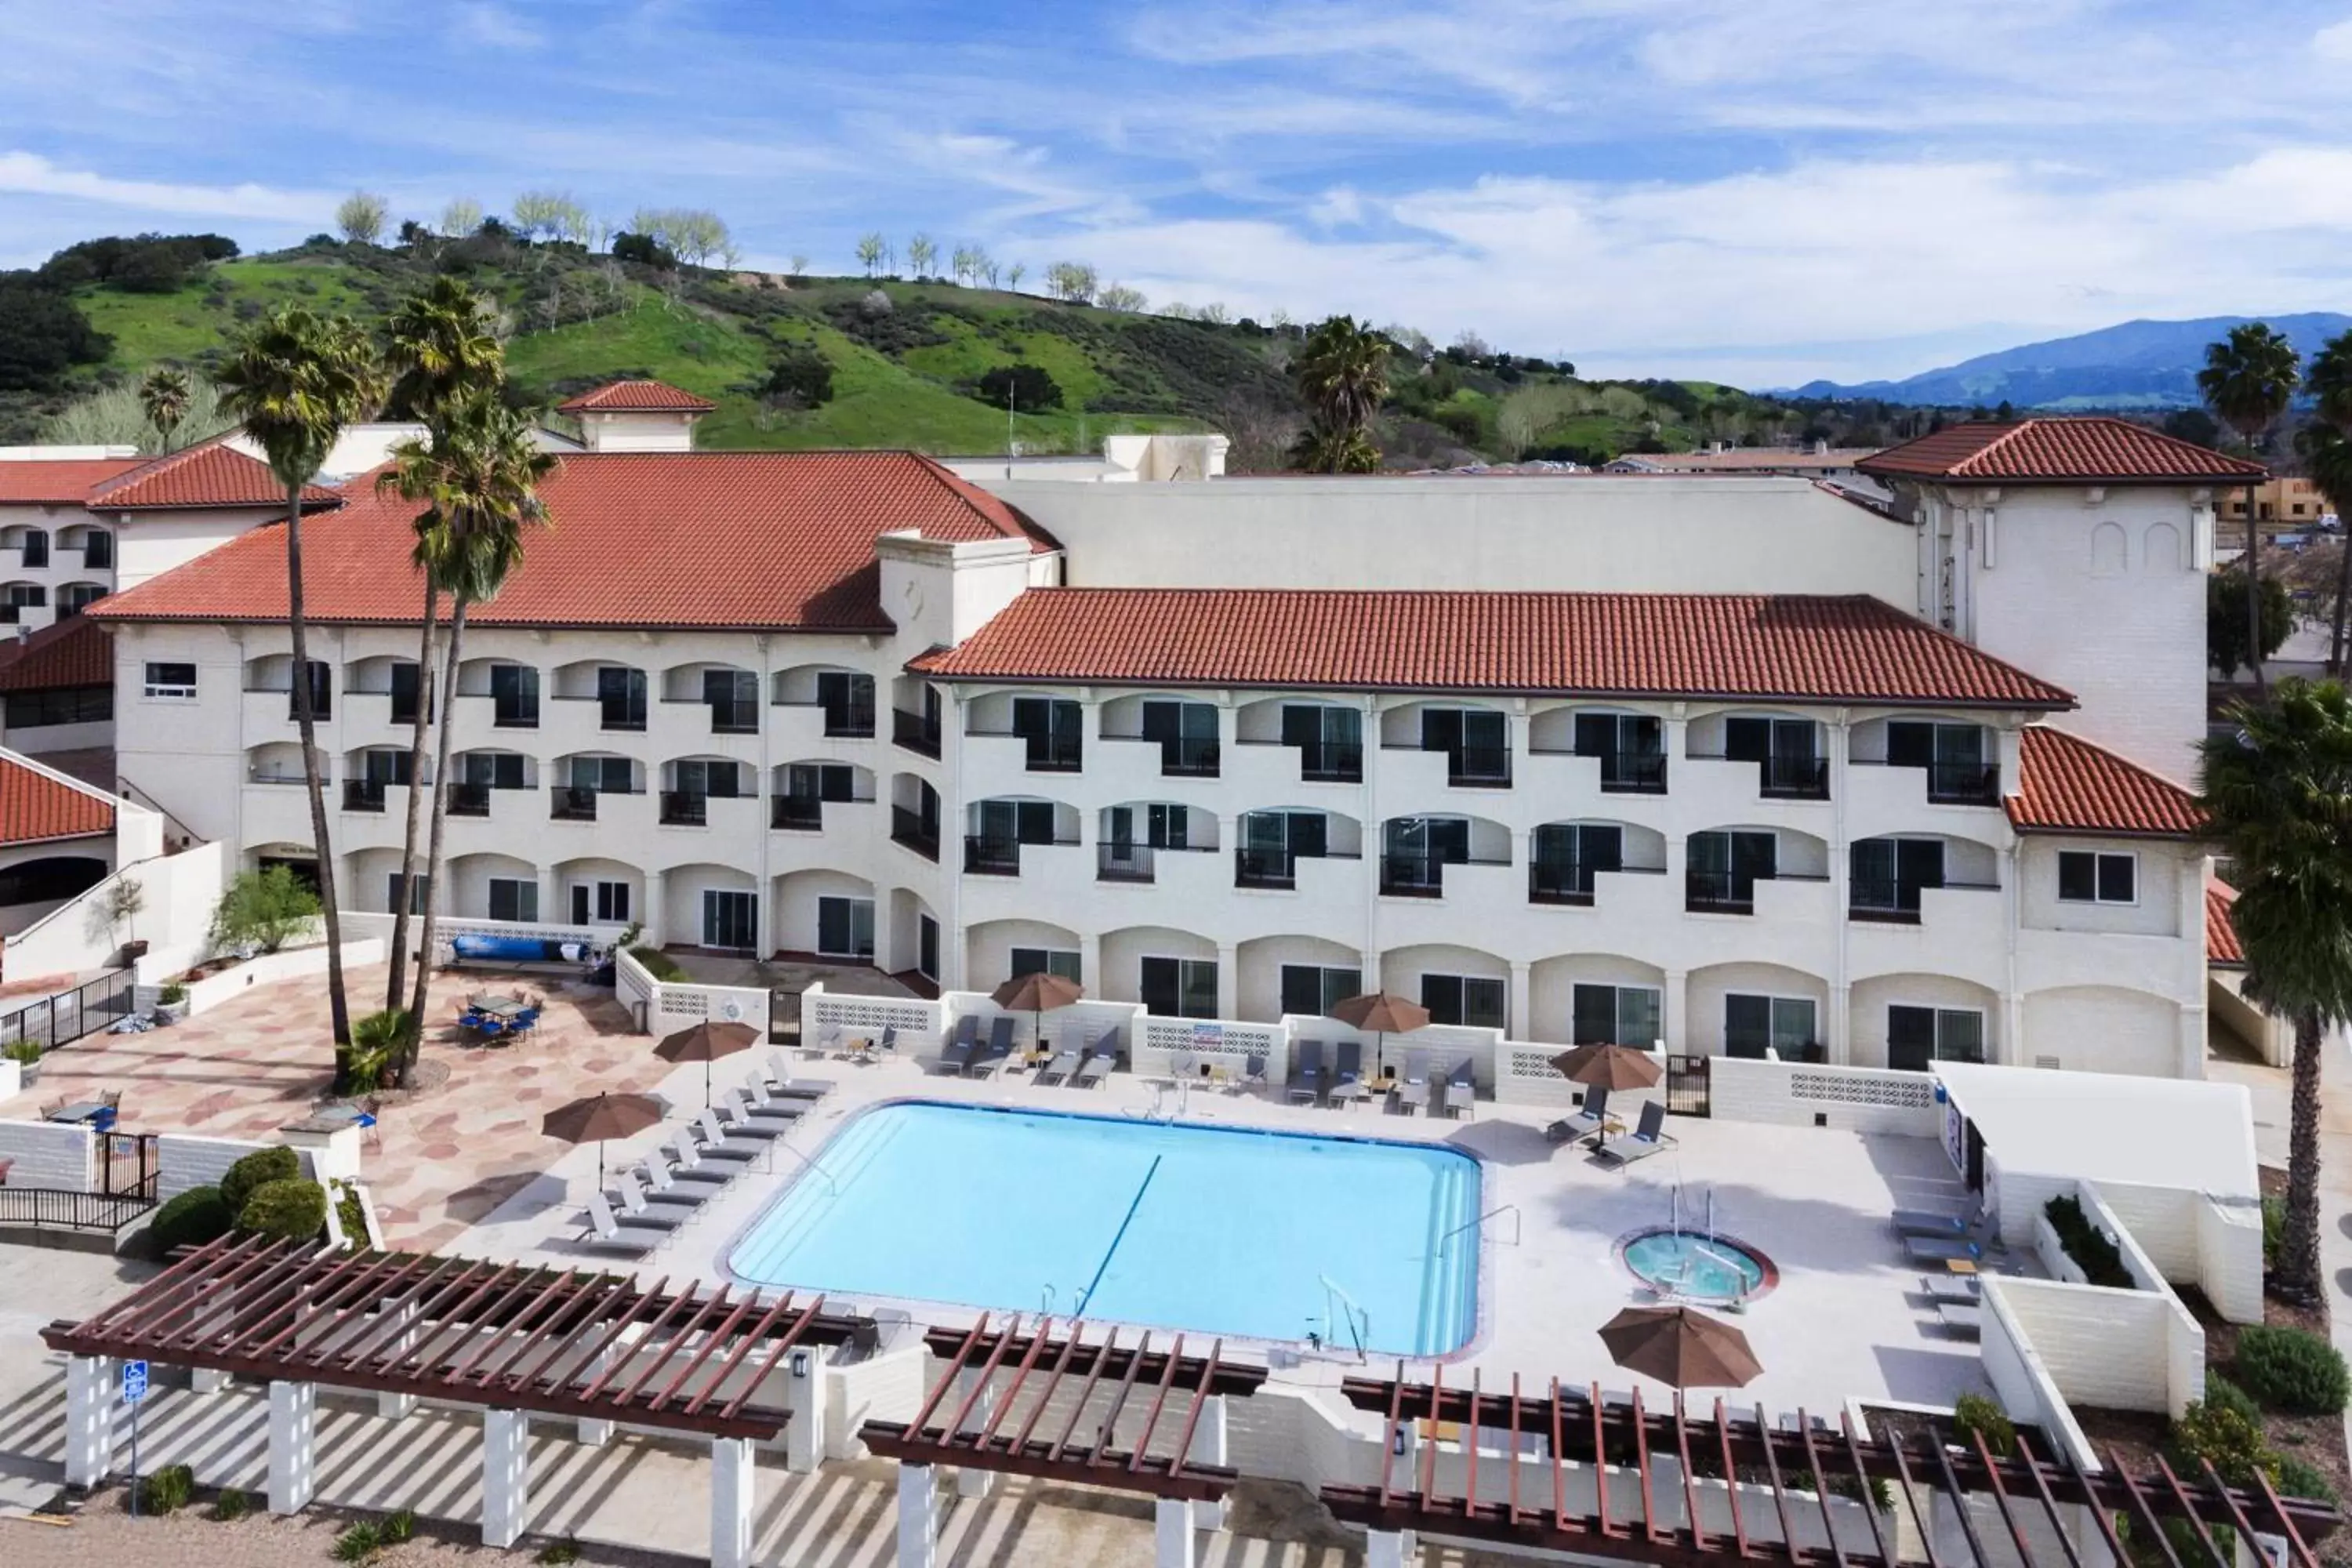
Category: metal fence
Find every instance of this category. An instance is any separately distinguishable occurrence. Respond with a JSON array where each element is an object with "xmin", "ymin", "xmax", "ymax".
[
  {"xmin": 0, "ymin": 1187, "xmax": 152, "ymax": 1232},
  {"xmin": 0, "ymin": 968, "xmax": 136, "ymax": 1054}
]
